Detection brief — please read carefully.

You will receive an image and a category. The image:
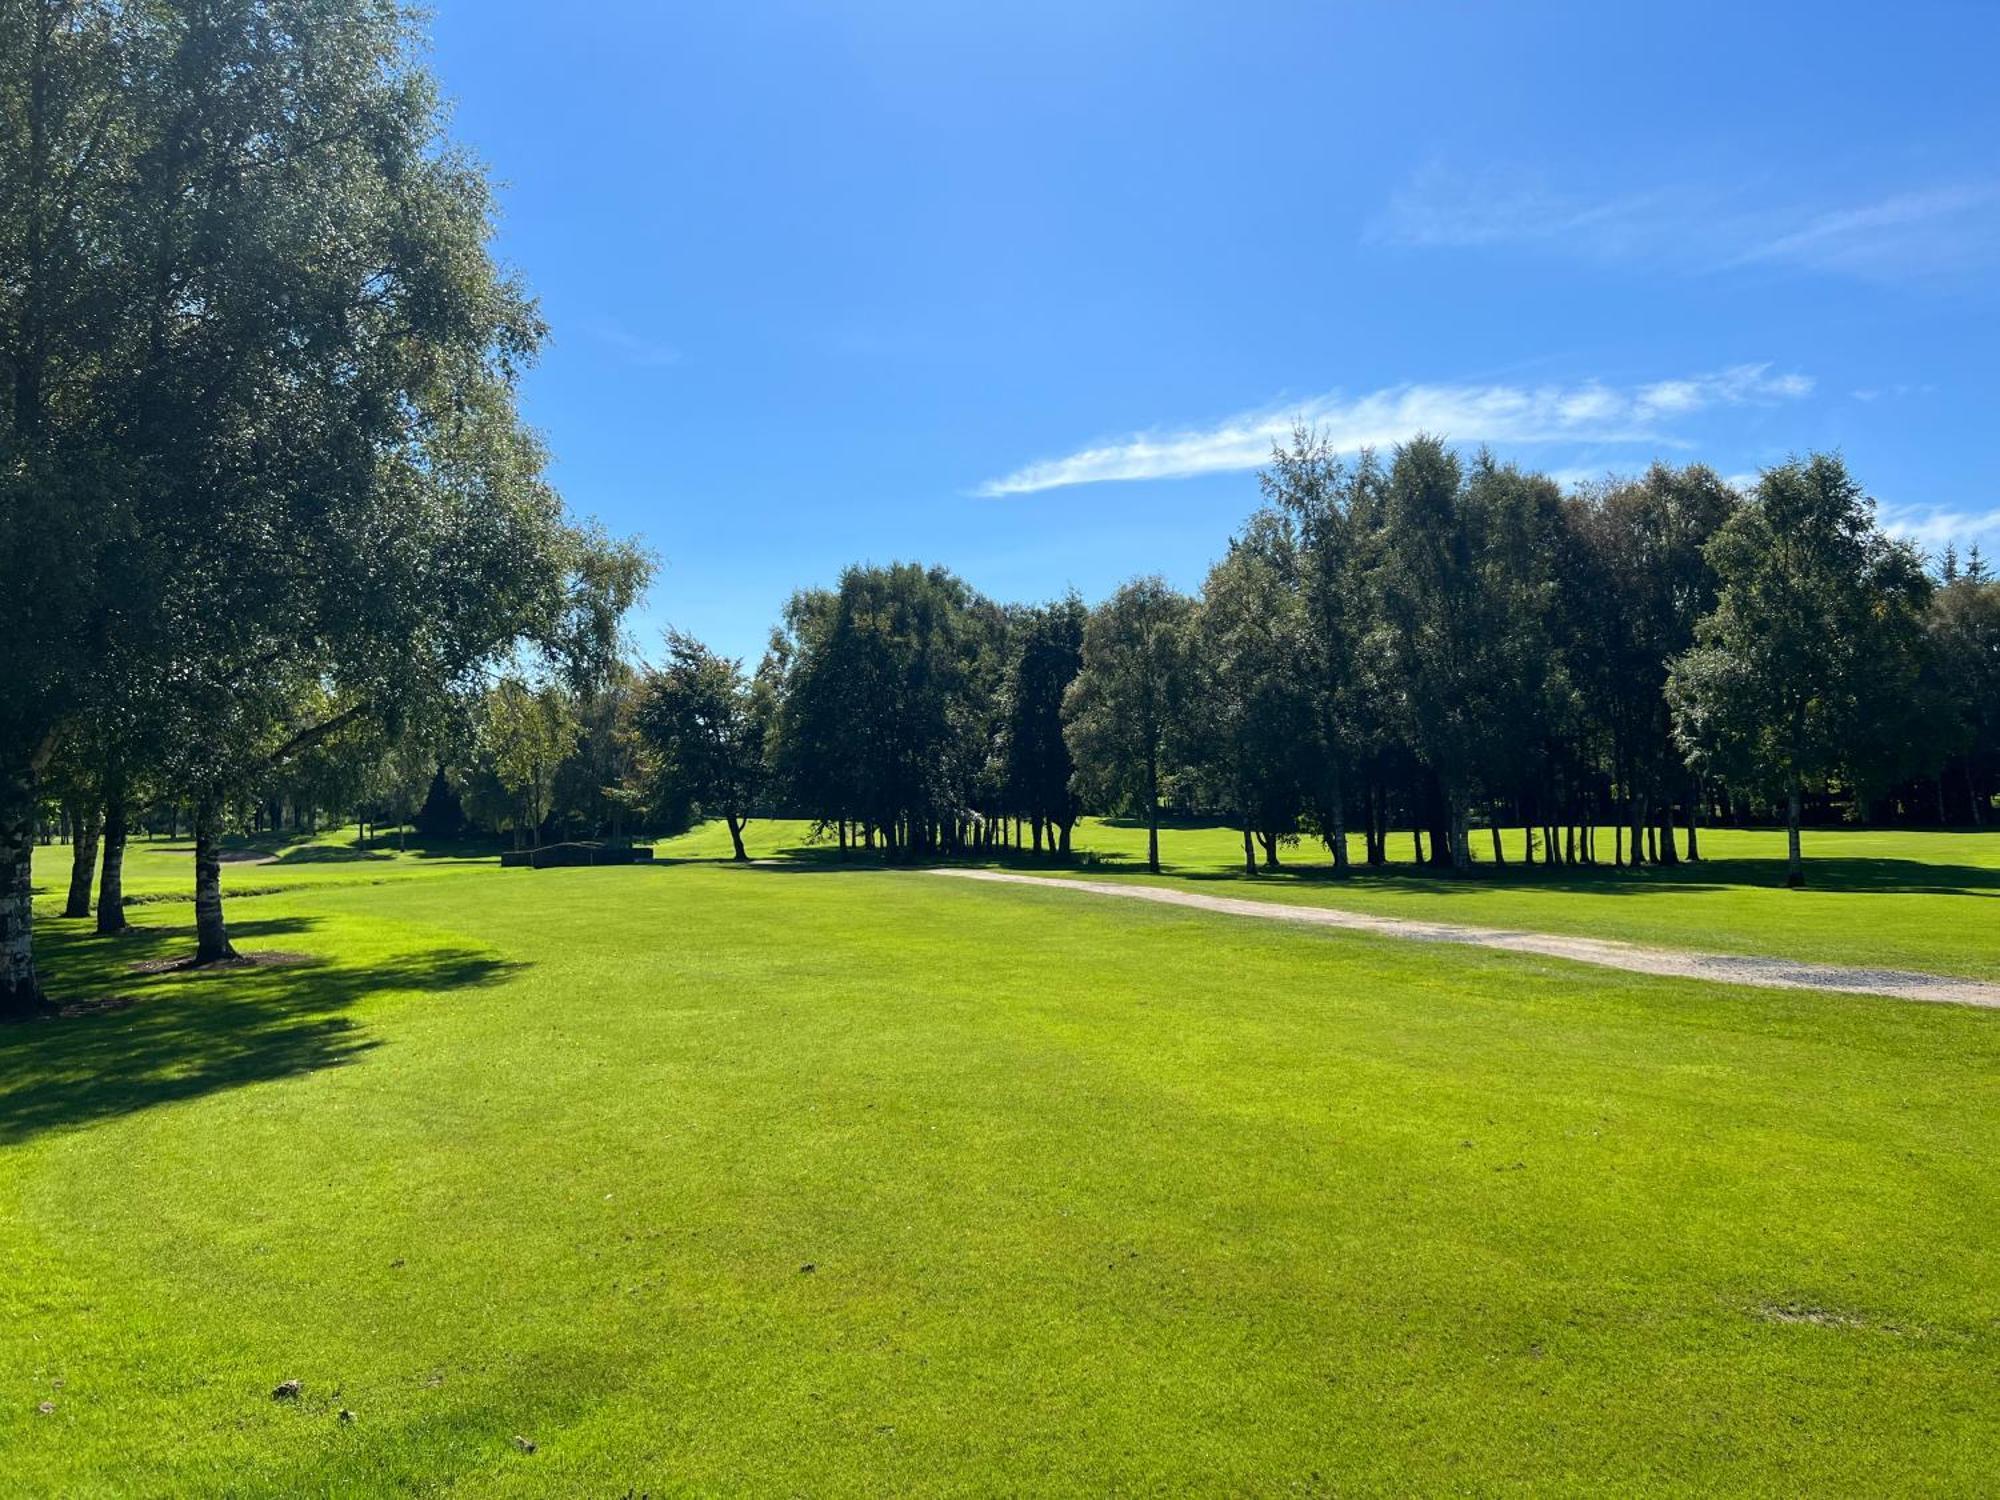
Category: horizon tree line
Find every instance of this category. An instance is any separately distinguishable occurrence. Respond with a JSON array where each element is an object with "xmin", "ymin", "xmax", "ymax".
[{"xmin": 643, "ymin": 439, "xmax": 1995, "ymax": 891}]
